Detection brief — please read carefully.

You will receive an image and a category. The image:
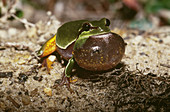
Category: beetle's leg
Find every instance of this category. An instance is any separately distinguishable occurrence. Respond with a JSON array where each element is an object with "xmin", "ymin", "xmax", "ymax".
[{"xmin": 37, "ymin": 35, "xmax": 57, "ymax": 71}]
